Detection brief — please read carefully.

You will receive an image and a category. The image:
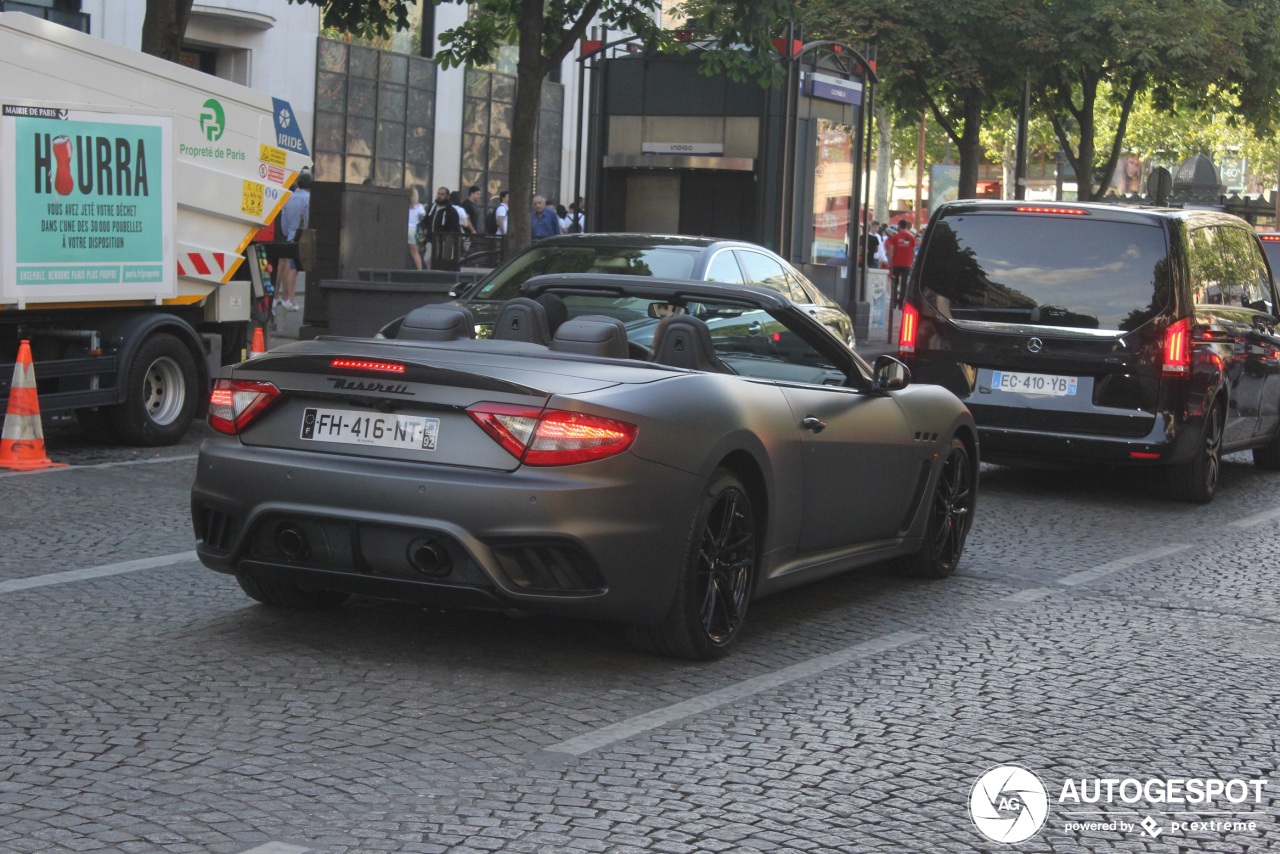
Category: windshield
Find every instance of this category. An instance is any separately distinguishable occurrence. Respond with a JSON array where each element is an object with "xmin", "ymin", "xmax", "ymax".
[
  {"xmin": 918, "ymin": 212, "xmax": 1170, "ymax": 332},
  {"xmin": 473, "ymin": 245, "xmax": 701, "ymax": 301}
]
